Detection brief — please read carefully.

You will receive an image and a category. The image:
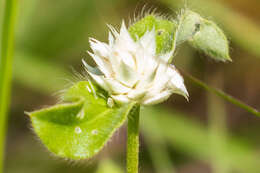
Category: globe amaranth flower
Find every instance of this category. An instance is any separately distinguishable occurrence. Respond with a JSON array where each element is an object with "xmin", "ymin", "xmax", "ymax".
[{"xmin": 83, "ymin": 21, "xmax": 188, "ymax": 105}]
